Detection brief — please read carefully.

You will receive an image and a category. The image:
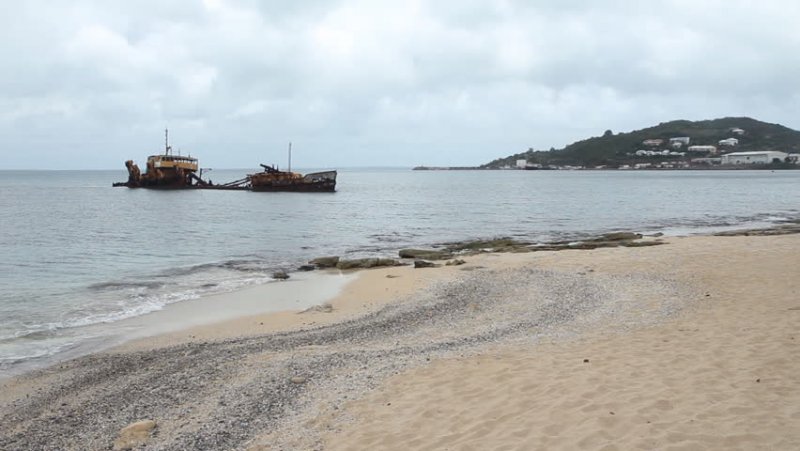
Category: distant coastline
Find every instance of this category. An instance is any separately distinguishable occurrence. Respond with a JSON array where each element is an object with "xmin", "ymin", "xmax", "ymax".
[
  {"xmin": 412, "ymin": 166, "xmax": 481, "ymax": 171},
  {"xmin": 413, "ymin": 164, "xmax": 799, "ymax": 171}
]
